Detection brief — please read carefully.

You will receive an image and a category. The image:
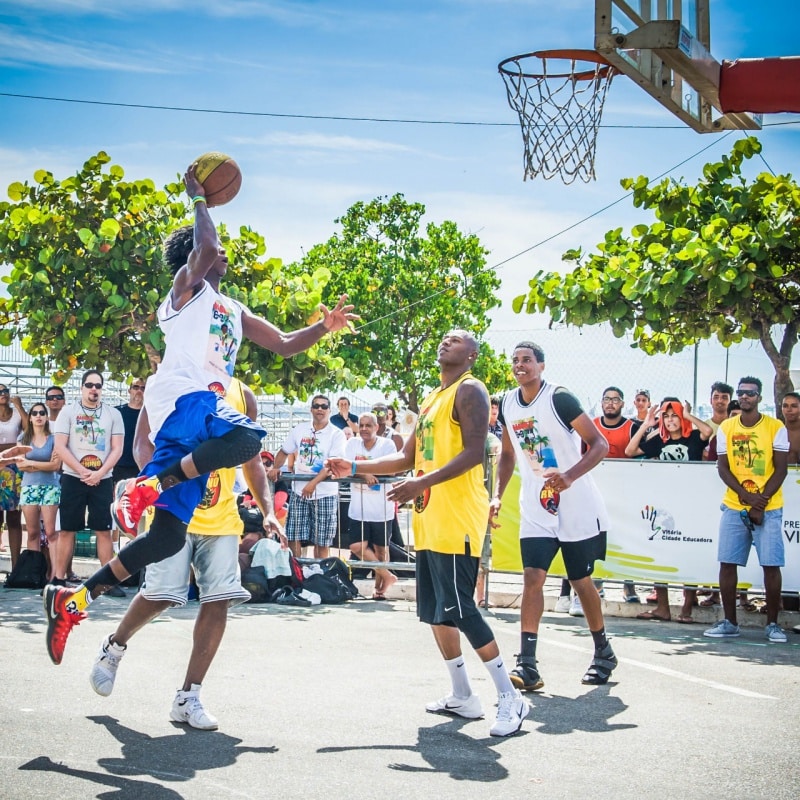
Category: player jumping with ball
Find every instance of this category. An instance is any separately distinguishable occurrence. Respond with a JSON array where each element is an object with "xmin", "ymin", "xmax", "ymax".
[{"xmin": 43, "ymin": 161, "xmax": 358, "ymax": 665}]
